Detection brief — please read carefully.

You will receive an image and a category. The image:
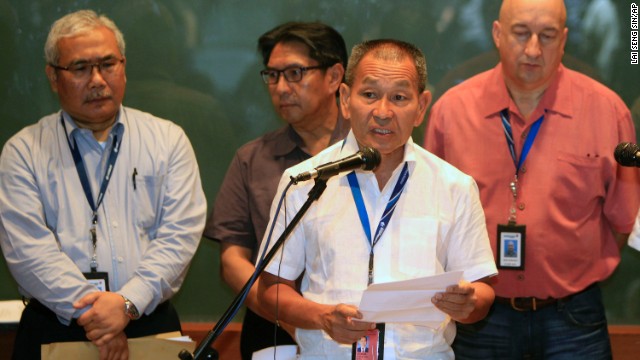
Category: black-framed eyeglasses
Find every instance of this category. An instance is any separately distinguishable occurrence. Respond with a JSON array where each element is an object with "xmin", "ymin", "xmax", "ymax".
[
  {"xmin": 260, "ymin": 65, "xmax": 326, "ymax": 84},
  {"xmin": 49, "ymin": 57, "xmax": 125, "ymax": 80}
]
